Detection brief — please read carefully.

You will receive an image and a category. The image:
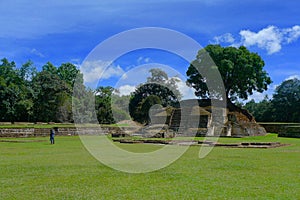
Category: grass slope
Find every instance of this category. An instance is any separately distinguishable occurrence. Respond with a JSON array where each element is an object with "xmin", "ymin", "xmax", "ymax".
[{"xmin": 0, "ymin": 134, "xmax": 299, "ymax": 199}]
